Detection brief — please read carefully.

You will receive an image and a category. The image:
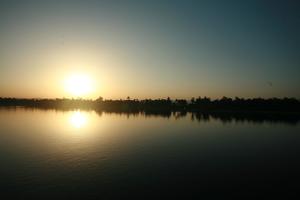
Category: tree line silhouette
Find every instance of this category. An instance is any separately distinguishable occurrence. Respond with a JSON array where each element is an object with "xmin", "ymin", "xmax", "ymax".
[{"xmin": 1, "ymin": 96, "xmax": 299, "ymax": 113}]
